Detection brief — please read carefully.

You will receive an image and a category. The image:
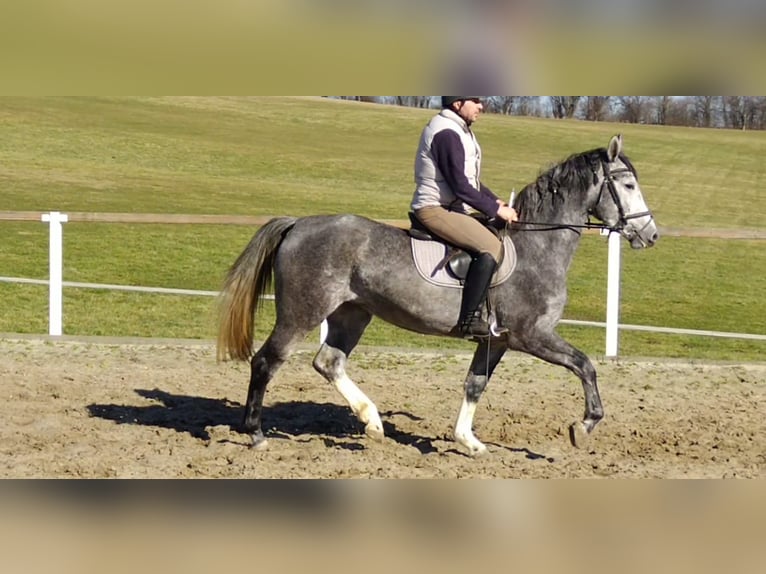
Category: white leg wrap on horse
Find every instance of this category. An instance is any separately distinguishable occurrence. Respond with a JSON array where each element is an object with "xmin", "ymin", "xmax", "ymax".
[
  {"xmin": 454, "ymin": 398, "xmax": 487, "ymax": 456},
  {"xmin": 335, "ymin": 375, "xmax": 384, "ymax": 440}
]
